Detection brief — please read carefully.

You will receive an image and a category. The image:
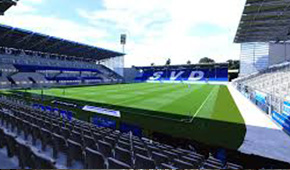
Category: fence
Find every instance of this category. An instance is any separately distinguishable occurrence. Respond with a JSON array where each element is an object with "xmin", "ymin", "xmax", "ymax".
[{"xmin": 235, "ymin": 82, "xmax": 290, "ymax": 135}]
